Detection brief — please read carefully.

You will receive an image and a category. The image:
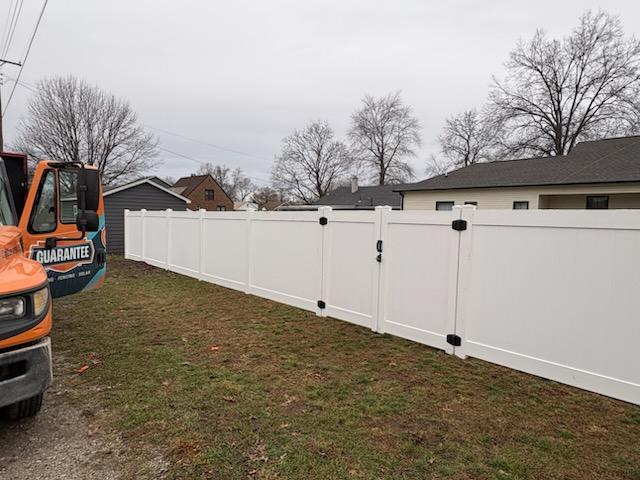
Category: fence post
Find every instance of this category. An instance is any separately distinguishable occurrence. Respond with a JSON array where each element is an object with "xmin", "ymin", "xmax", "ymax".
[
  {"xmin": 244, "ymin": 210, "xmax": 253, "ymax": 294},
  {"xmin": 140, "ymin": 209, "xmax": 147, "ymax": 262},
  {"xmin": 452, "ymin": 204, "xmax": 475, "ymax": 359},
  {"xmin": 124, "ymin": 209, "xmax": 130, "ymax": 259},
  {"xmin": 318, "ymin": 206, "xmax": 332, "ymax": 318},
  {"xmin": 165, "ymin": 209, "xmax": 172, "ymax": 270},
  {"xmin": 373, "ymin": 206, "xmax": 392, "ymax": 333},
  {"xmin": 198, "ymin": 209, "xmax": 206, "ymax": 280}
]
